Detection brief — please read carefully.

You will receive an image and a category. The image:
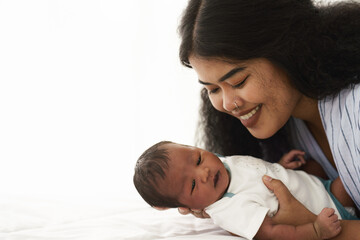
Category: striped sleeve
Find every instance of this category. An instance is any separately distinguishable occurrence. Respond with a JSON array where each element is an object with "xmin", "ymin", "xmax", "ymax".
[
  {"xmin": 319, "ymin": 84, "xmax": 360, "ymax": 210},
  {"xmin": 288, "ymin": 117, "xmax": 338, "ymax": 180}
]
